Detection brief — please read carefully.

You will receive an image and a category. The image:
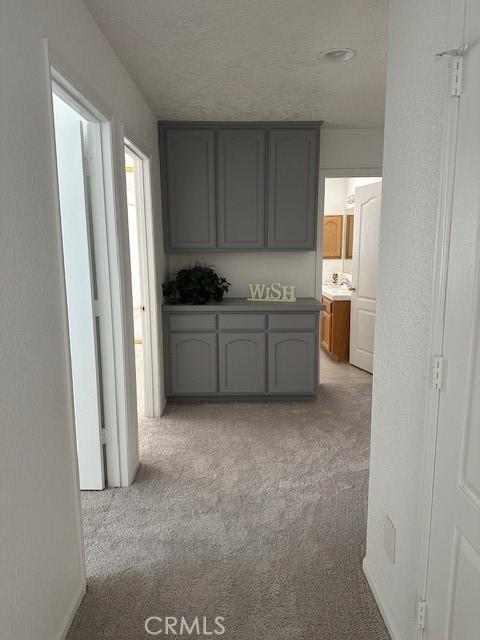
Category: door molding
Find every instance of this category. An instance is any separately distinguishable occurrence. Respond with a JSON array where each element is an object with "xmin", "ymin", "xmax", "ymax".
[
  {"xmin": 414, "ymin": 0, "xmax": 467, "ymax": 635},
  {"xmin": 43, "ymin": 38, "xmax": 87, "ymax": 599},
  {"xmin": 124, "ymin": 137, "xmax": 162, "ymax": 418},
  {"xmin": 47, "ymin": 47, "xmax": 135, "ymax": 487}
]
